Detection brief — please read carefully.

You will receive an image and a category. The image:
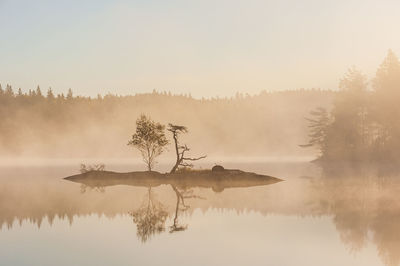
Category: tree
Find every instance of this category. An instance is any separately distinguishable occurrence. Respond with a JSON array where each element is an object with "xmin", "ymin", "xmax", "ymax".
[
  {"xmin": 326, "ymin": 67, "xmax": 369, "ymax": 160},
  {"xmin": 167, "ymin": 124, "xmax": 206, "ymax": 173},
  {"xmin": 302, "ymin": 67, "xmax": 371, "ymax": 162},
  {"xmin": 373, "ymin": 50, "xmax": 400, "ymax": 99},
  {"xmin": 5, "ymin": 84, "xmax": 14, "ymax": 97},
  {"xmin": 128, "ymin": 115, "xmax": 168, "ymax": 171},
  {"xmin": 67, "ymin": 88, "xmax": 73, "ymax": 100},
  {"xmin": 36, "ymin": 85, "xmax": 43, "ymax": 98},
  {"xmin": 16, "ymin": 88, "xmax": 23, "ymax": 97},
  {"xmin": 300, "ymin": 107, "xmax": 331, "ymax": 158},
  {"xmin": 372, "ymin": 50, "xmax": 400, "ymax": 160},
  {"xmin": 47, "ymin": 88, "xmax": 55, "ymax": 100},
  {"xmin": 28, "ymin": 89, "xmax": 36, "ymax": 97}
]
